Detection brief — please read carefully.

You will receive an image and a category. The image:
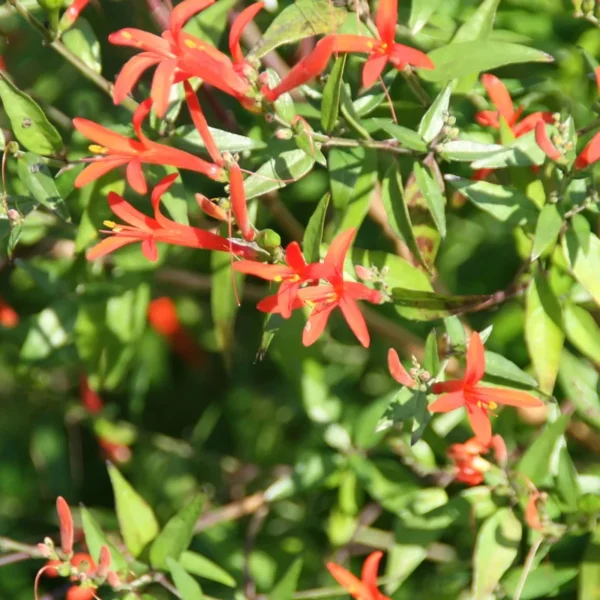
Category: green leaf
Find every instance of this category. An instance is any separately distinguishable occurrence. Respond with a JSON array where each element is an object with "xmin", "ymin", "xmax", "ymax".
[
  {"xmin": 438, "ymin": 139, "xmax": 505, "ymax": 161},
  {"xmin": 244, "ymin": 149, "xmax": 314, "ymax": 200},
  {"xmin": 409, "ymin": 0, "xmax": 444, "ymax": 33},
  {"xmin": 168, "ymin": 558, "xmax": 203, "ymax": 600},
  {"xmin": 180, "ymin": 551, "xmax": 236, "ymax": 588},
  {"xmin": 473, "ymin": 508, "xmax": 522, "ymax": 600},
  {"xmin": 303, "ymin": 192, "xmax": 329, "ymax": 264},
  {"xmin": 421, "ymin": 41, "xmax": 553, "ymax": 83},
  {"xmin": 107, "ymin": 463, "xmax": 159, "ymax": 557},
  {"xmin": 517, "ymin": 414, "xmax": 569, "ymax": 486},
  {"xmin": 563, "ymin": 231, "xmax": 600, "ymax": 308},
  {"xmin": 484, "ymin": 351, "xmax": 538, "ymax": 388},
  {"xmin": 173, "ymin": 124, "xmax": 266, "ymax": 155},
  {"xmin": 558, "ymin": 350, "xmax": 600, "ymax": 430},
  {"xmin": 418, "ymin": 84, "xmax": 452, "ymax": 143},
  {"xmin": 556, "ymin": 446, "xmax": 580, "ymax": 511},
  {"xmin": 413, "ymin": 162, "xmax": 446, "ymax": 237},
  {"xmin": 329, "ymin": 147, "xmax": 363, "ymax": 211},
  {"xmin": 248, "ymin": 0, "xmax": 346, "ymax": 60},
  {"xmin": 444, "ymin": 316, "xmax": 467, "ymax": 349},
  {"xmin": 17, "ymin": 153, "xmax": 70, "ymax": 221},
  {"xmin": 80, "ymin": 507, "xmax": 129, "ymax": 573},
  {"xmin": 471, "ymin": 130, "xmax": 546, "ymax": 169},
  {"xmin": 211, "ymin": 246, "xmax": 243, "ymax": 358},
  {"xmin": 268, "ymin": 558, "xmax": 303, "ymax": 600},
  {"xmin": 0, "ymin": 73, "xmax": 63, "ymax": 155},
  {"xmin": 267, "ymin": 69, "xmax": 297, "ymax": 124},
  {"xmin": 525, "ymin": 273, "xmax": 564, "ymax": 394},
  {"xmin": 532, "ymin": 203, "xmax": 562, "ymax": 260},
  {"xmin": 321, "ymin": 55, "xmax": 346, "ymax": 133},
  {"xmin": 21, "ymin": 302, "xmax": 75, "ymax": 361},
  {"xmin": 381, "ymin": 165, "xmax": 428, "ymax": 271},
  {"xmin": 374, "ymin": 119, "xmax": 427, "ymax": 152},
  {"xmin": 563, "ymin": 302, "xmax": 600, "ymax": 364},
  {"xmin": 502, "ymin": 563, "xmax": 578, "ymax": 600},
  {"xmin": 580, "ymin": 526, "xmax": 600, "ymax": 600},
  {"xmin": 452, "ymin": 0, "xmax": 501, "ymax": 42},
  {"xmin": 391, "ymin": 288, "xmax": 491, "ymax": 321},
  {"xmin": 150, "ymin": 495, "xmax": 204, "ymax": 570},
  {"xmin": 424, "ymin": 329, "xmax": 440, "ymax": 376},
  {"xmin": 61, "ymin": 18, "xmax": 101, "ymax": 74},
  {"xmin": 446, "ymin": 176, "xmax": 538, "ymax": 226},
  {"xmin": 352, "ymin": 70, "xmax": 398, "ymax": 117}
]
